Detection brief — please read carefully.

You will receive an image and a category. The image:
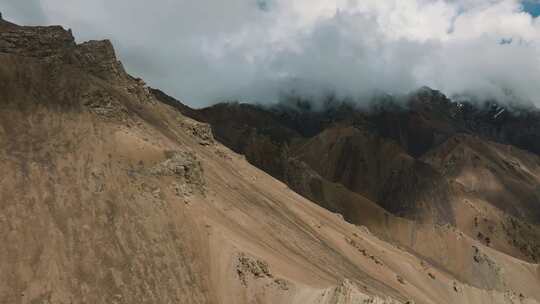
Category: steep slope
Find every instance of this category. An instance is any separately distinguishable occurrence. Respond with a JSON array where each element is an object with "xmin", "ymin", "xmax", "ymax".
[
  {"xmin": 423, "ymin": 134, "xmax": 540, "ymax": 221},
  {"xmin": 422, "ymin": 134, "xmax": 540, "ymax": 262},
  {"xmin": 151, "ymin": 70, "xmax": 540, "ymax": 293},
  {"xmin": 293, "ymin": 125, "xmax": 456, "ymax": 225},
  {"xmin": 2, "ymin": 17, "xmax": 540, "ymax": 304}
]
